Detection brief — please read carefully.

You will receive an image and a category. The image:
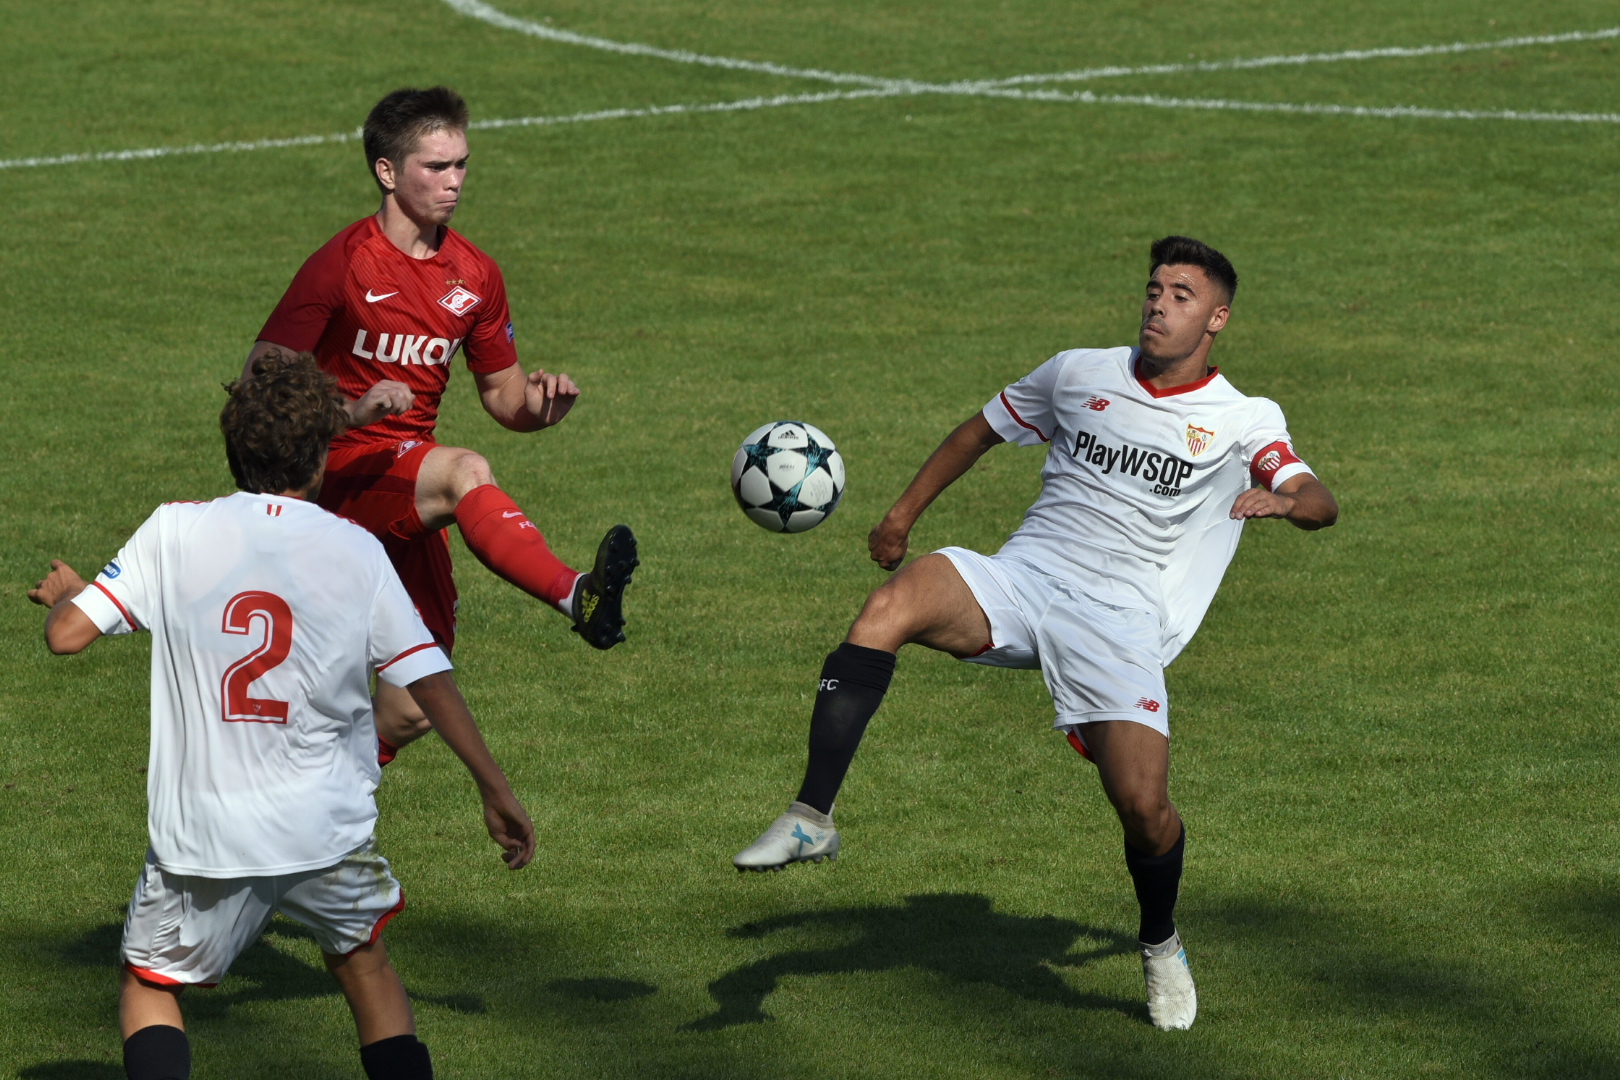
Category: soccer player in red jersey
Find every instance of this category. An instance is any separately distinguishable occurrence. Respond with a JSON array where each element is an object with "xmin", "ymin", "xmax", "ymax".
[{"xmin": 246, "ymin": 87, "xmax": 637, "ymax": 761}]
